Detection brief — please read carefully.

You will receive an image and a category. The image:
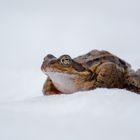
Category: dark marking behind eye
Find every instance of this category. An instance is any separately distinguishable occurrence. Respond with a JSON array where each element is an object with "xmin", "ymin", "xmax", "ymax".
[
  {"xmin": 86, "ymin": 58, "xmax": 100, "ymax": 67},
  {"xmin": 72, "ymin": 61, "xmax": 86, "ymax": 72}
]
